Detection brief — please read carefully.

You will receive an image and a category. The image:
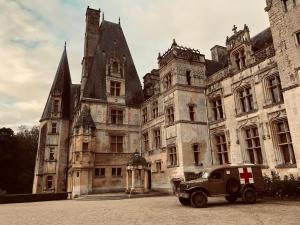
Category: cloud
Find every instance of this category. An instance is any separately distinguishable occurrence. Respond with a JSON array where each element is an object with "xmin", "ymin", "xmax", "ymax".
[{"xmin": 0, "ymin": 0, "xmax": 269, "ymax": 129}]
